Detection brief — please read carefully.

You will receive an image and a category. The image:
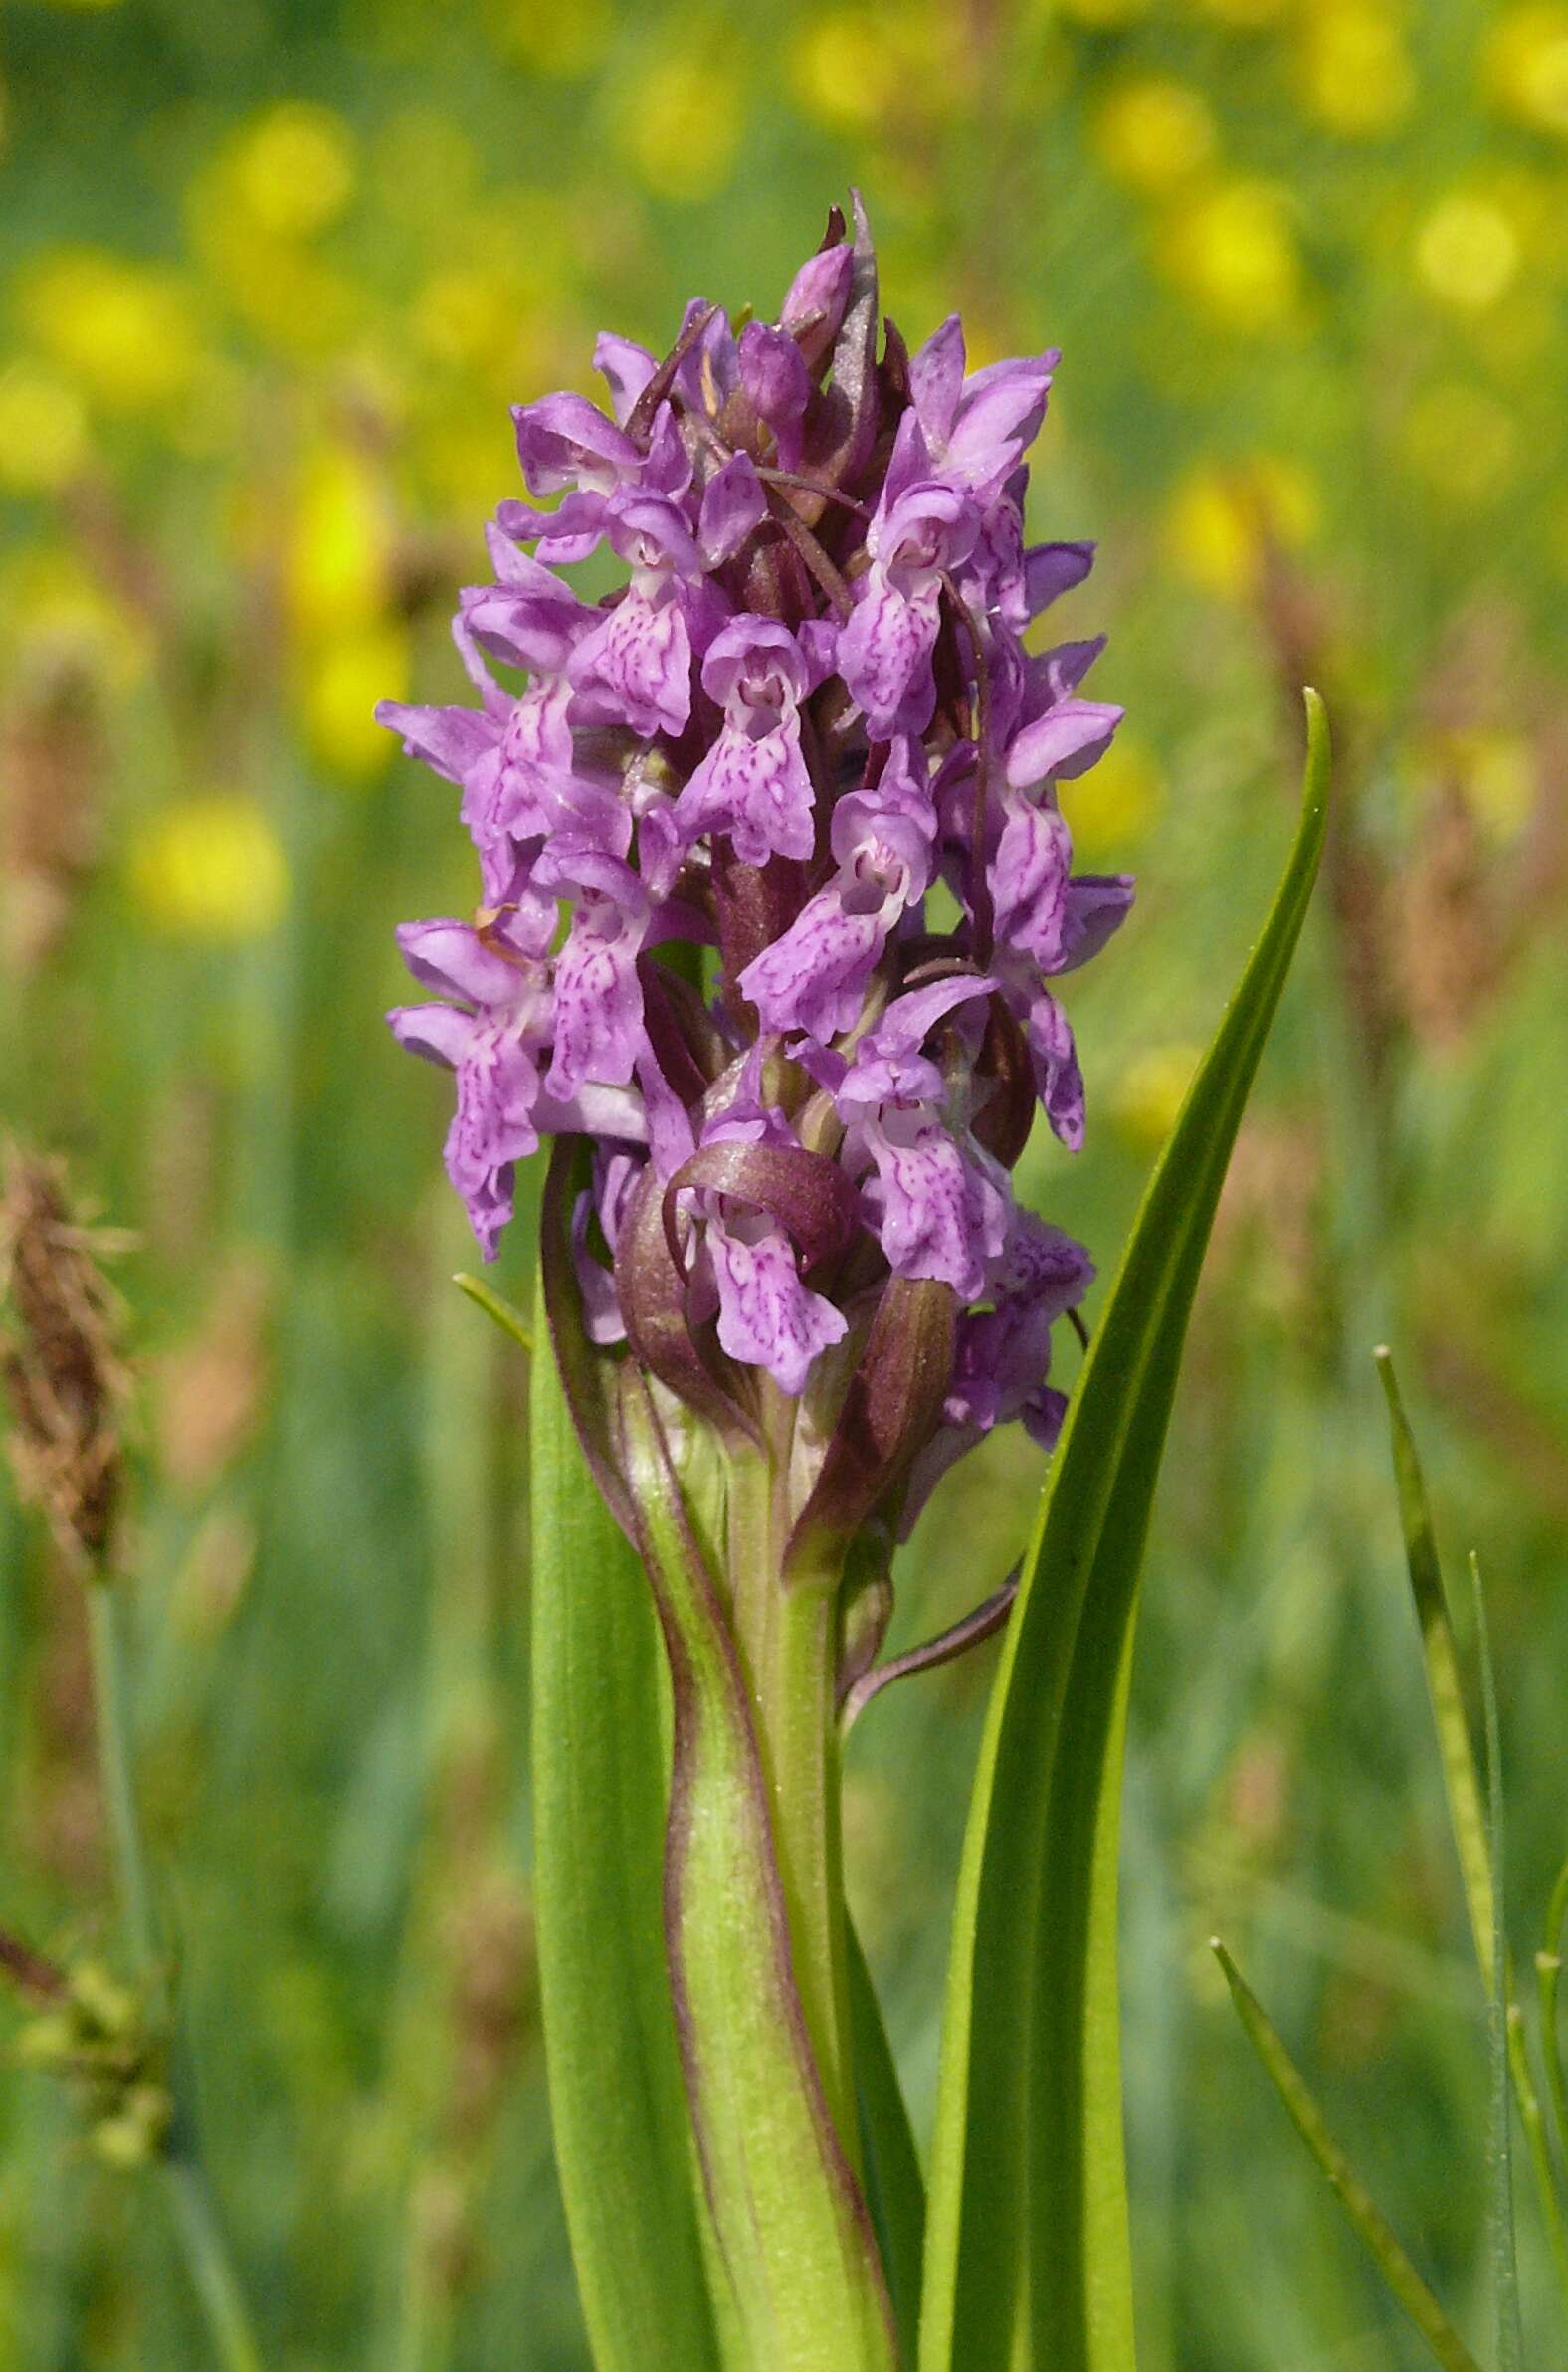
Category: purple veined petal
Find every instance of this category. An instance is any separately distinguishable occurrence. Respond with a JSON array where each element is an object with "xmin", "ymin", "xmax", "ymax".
[
  {"xmin": 995, "ymin": 1207, "xmax": 1094, "ymax": 1316},
  {"xmin": 797, "ymin": 615, "xmax": 840, "ymax": 690},
  {"xmin": 677, "ymin": 713, "xmax": 816, "ymax": 868},
  {"xmin": 697, "ymin": 451, "xmax": 768, "ymax": 570},
  {"xmin": 908, "ymin": 314, "xmax": 966, "ymax": 449},
  {"xmin": 462, "ymin": 553, "xmax": 592, "ymax": 675},
  {"xmin": 1026, "ymin": 635, "xmax": 1106, "ymax": 707},
  {"xmin": 1019, "ymin": 981, "xmax": 1085, "ymax": 1150},
  {"xmin": 604, "ymin": 489, "xmax": 705, "ymax": 586},
  {"xmin": 567, "ymin": 588, "xmax": 693, "ymax": 738},
  {"xmin": 869, "ymin": 972, "xmax": 1000, "ymax": 1061},
  {"xmin": 838, "ymin": 564, "xmax": 941, "ymax": 740},
  {"xmin": 1023, "ymin": 540, "xmax": 1095, "ymax": 617},
  {"xmin": 707, "ymin": 1212, "xmax": 849, "ymax": 1398},
  {"xmin": 594, "ymin": 332, "xmax": 659, "ymax": 426},
  {"xmin": 634, "ymin": 1044, "xmax": 698, "ymax": 1182},
  {"xmin": 387, "ymin": 1001, "xmax": 479, "ymax": 1070},
  {"xmin": 375, "ymin": 700, "xmax": 498, "ymax": 786},
  {"xmin": 945, "ymin": 350, "xmax": 1057, "ymax": 498},
  {"xmin": 395, "ymin": 918, "xmax": 532, "ymax": 1008},
  {"xmin": 493, "ymin": 490, "xmax": 610, "ymax": 565},
  {"xmin": 544, "ymin": 865, "xmax": 649, "ymax": 1100},
  {"xmin": 512, "ymin": 390, "xmax": 641, "ymax": 496},
  {"xmin": 878, "ymin": 405, "xmax": 935, "ymax": 513},
  {"xmin": 640, "ymin": 404, "xmax": 697, "ymax": 502},
  {"xmin": 1053, "ymin": 874, "xmax": 1135, "ymax": 974},
  {"xmin": 863, "ymin": 1111, "xmax": 1009, "ymax": 1303},
  {"xmin": 991, "ymin": 794, "xmax": 1074, "ymax": 966},
  {"xmin": 443, "ymin": 1027, "xmax": 552, "ymax": 1260},
  {"xmin": 1005, "ymin": 698, "xmax": 1123, "ymax": 790},
  {"xmin": 738, "ymin": 890, "xmax": 889, "ymax": 1041},
  {"xmin": 698, "ymin": 612, "xmax": 808, "ymax": 711}
]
